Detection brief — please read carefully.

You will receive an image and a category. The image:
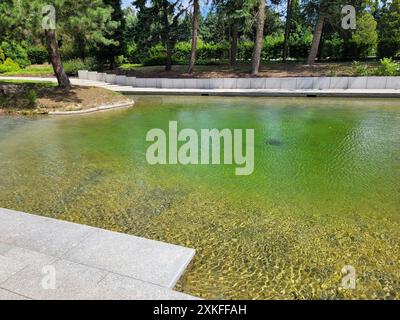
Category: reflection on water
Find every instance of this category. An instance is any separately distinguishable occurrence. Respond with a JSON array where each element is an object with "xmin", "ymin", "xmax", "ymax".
[{"xmin": 0, "ymin": 96, "xmax": 399, "ymax": 299}]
